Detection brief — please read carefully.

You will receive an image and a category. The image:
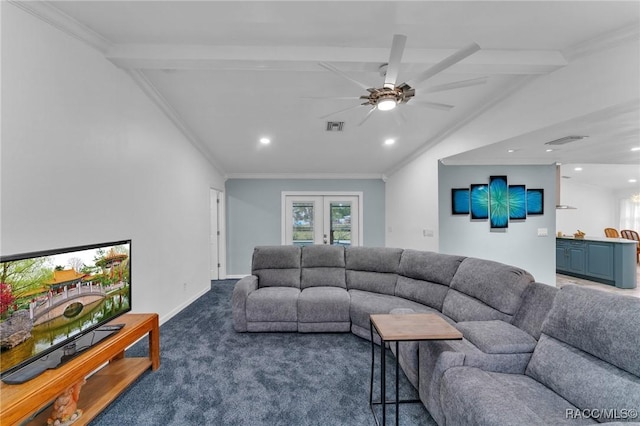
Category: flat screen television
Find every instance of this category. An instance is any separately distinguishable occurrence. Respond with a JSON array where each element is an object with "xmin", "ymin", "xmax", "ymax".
[{"xmin": 0, "ymin": 240, "xmax": 131, "ymax": 383}]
